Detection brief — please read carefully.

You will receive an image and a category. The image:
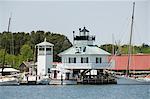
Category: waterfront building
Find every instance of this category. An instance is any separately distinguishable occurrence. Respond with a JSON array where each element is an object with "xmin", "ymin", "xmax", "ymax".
[
  {"xmin": 19, "ymin": 61, "xmax": 37, "ymax": 75},
  {"xmin": 36, "ymin": 38, "xmax": 54, "ymax": 77},
  {"xmin": 20, "ymin": 39, "xmax": 54, "ymax": 84},
  {"xmin": 51, "ymin": 27, "xmax": 111, "ymax": 81},
  {"xmin": 110, "ymin": 54, "xmax": 150, "ymax": 74}
]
